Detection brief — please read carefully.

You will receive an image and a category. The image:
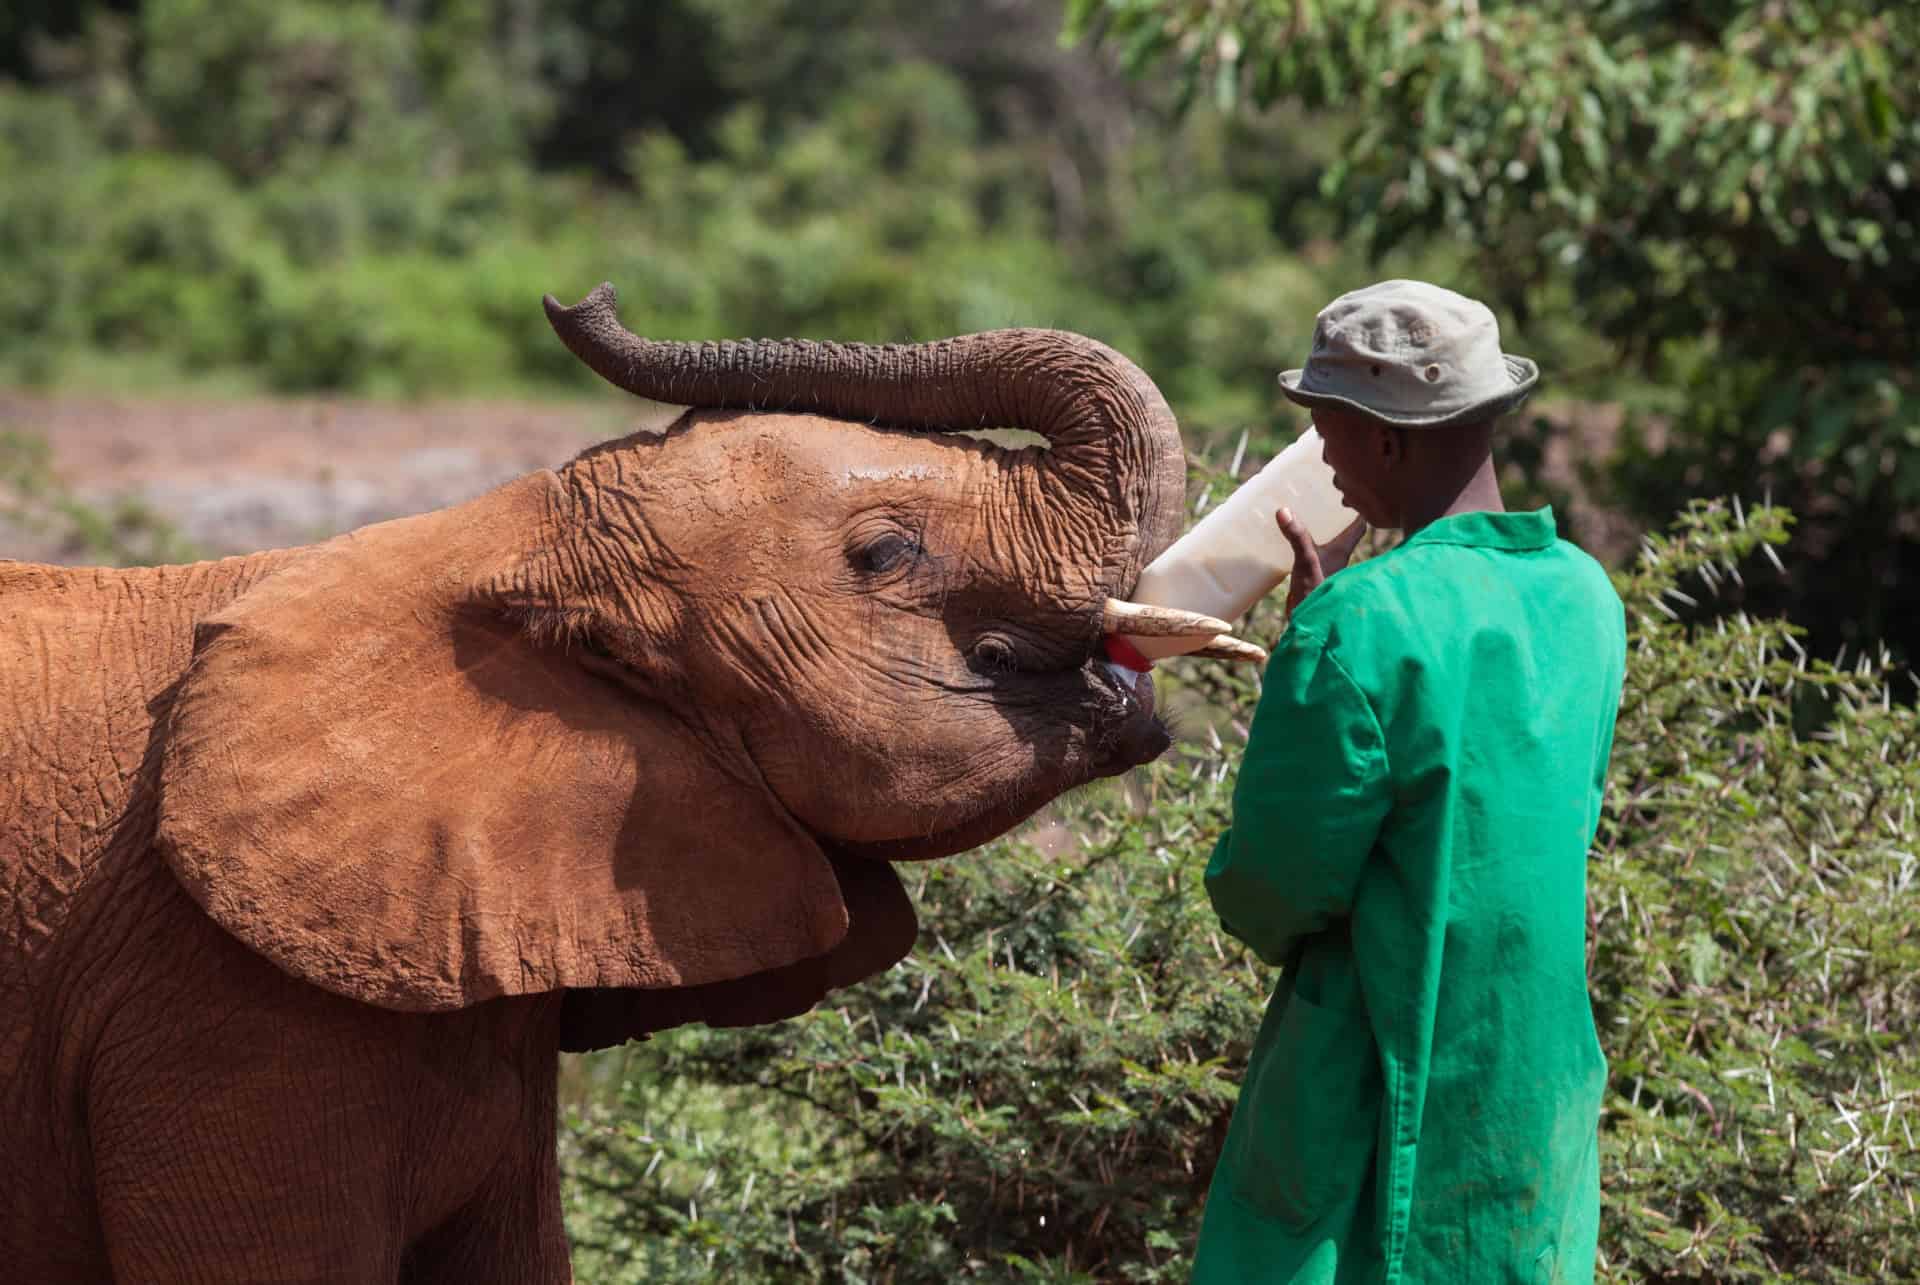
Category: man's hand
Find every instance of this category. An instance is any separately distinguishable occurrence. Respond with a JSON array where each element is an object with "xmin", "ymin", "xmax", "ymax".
[{"xmin": 1277, "ymin": 510, "xmax": 1368, "ymax": 618}]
